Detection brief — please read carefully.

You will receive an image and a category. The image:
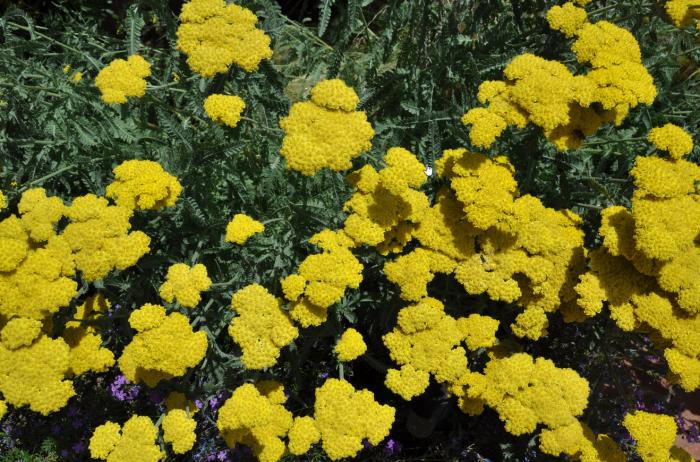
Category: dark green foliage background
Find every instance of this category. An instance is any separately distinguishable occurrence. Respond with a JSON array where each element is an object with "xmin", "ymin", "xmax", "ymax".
[{"xmin": 0, "ymin": 0, "xmax": 698, "ymax": 460}]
